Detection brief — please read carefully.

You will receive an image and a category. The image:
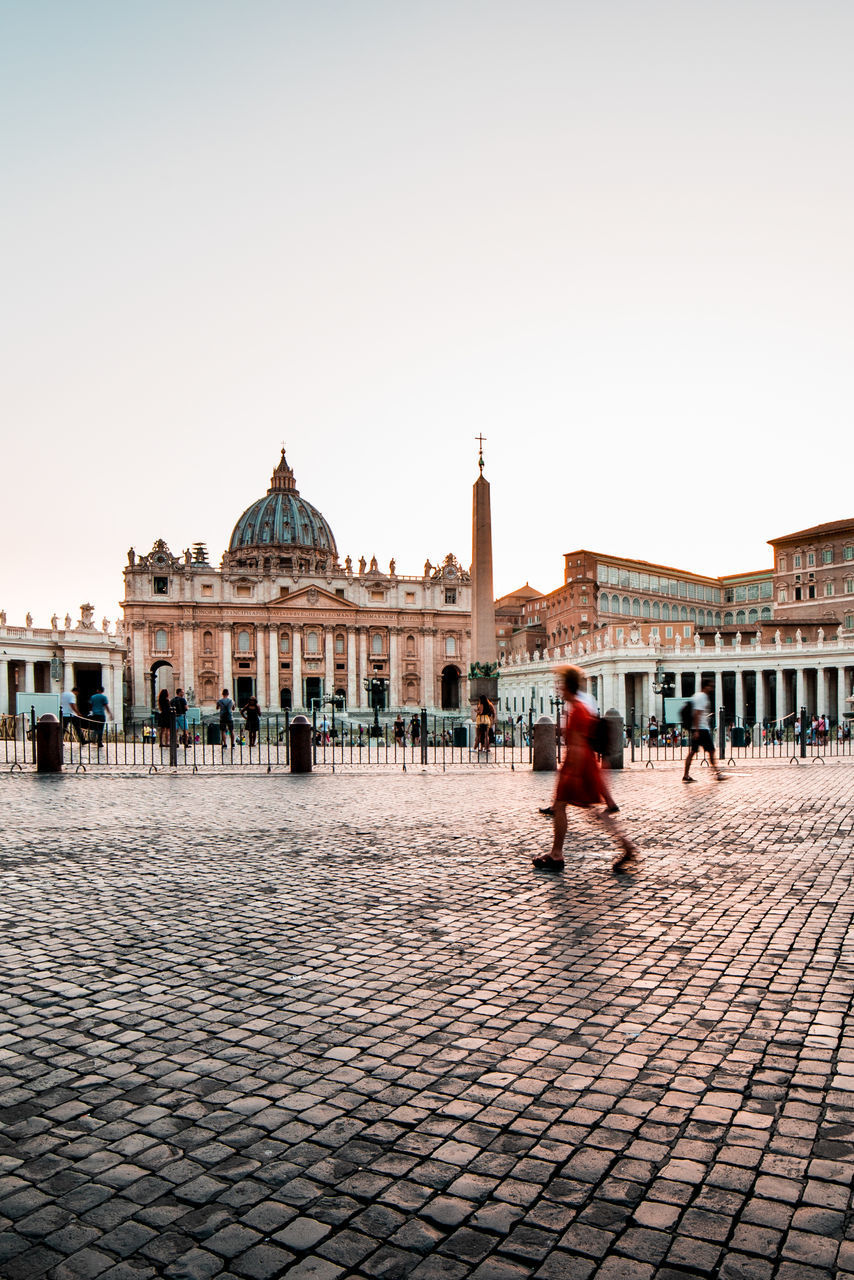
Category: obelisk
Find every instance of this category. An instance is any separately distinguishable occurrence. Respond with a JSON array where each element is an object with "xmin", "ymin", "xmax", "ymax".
[{"xmin": 469, "ymin": 436, "xmax": 499, "ymax": 706}]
